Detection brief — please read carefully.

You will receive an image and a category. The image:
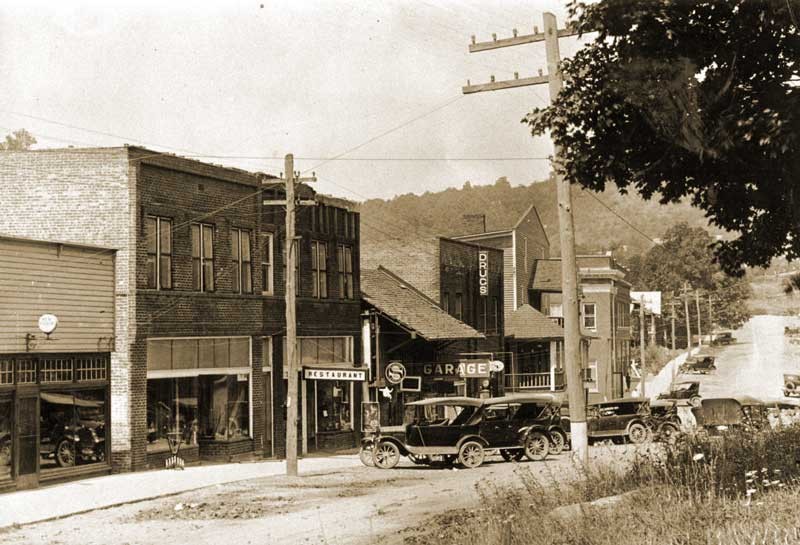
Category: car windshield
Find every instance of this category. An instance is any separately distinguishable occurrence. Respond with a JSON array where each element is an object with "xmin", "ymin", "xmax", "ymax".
[
  {"xmin": 406, "ymin": 403, "xmax": 479, "ymax": 426},
  {"xmin": 675, "ymin": 383, "xmax": 696, "ymax": 391}
]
